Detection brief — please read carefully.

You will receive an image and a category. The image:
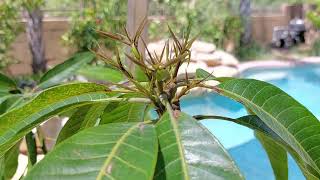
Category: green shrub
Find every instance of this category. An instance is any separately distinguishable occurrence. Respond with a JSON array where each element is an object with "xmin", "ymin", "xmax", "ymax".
[
  {"xmin": 311, "ymin": 39, "xmax": 320, "ymax": 56},
  {"xmin": 307, "ymin": 0, "xmax": 320, "ymax": 29},
  {"xmin": 149, "ymin": 0, "xmax": 242, "ymax": 49},
  {"xmin": 236, "ymin": 42, "xmax": 270, "ymax": 61},
  {"xmin": 0, "ymin": 1, "xmax": 22, "ymax": 71},
  {"xmin": 62, "ymin": 1, "xmax": 127, "ymax": 52}
]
